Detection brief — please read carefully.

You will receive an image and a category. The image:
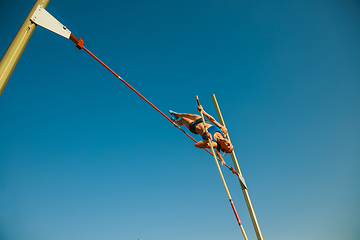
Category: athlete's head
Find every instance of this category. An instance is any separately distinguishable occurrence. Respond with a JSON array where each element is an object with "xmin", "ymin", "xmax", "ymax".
[{"xmin": 219, "ymin": 138, "xmax": 233, "ymax": 153}]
